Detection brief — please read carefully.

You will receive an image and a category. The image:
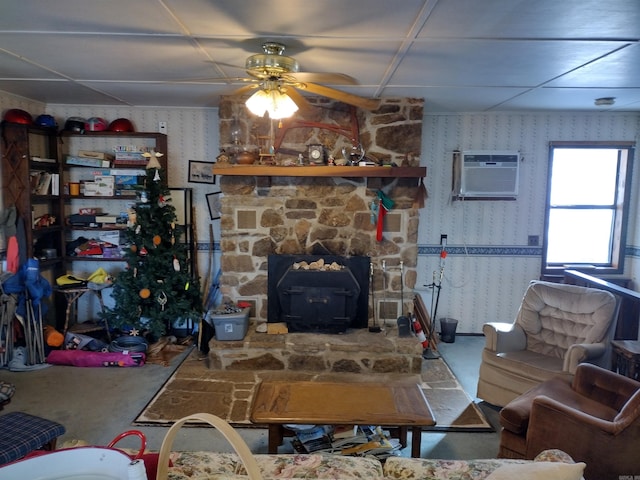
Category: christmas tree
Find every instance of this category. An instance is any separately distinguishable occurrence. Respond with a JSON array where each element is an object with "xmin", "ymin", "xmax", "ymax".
[{"xmin": 103, "ymin": 158, "xmax": 202, "ymax": 339}]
